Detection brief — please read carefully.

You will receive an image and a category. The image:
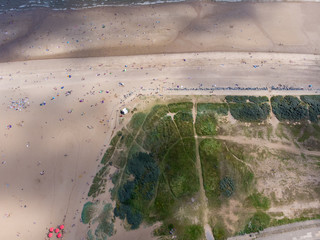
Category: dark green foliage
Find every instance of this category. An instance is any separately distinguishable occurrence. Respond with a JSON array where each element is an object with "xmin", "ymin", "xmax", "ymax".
[
  {"xmin": 271, "ymin": 96, "xmax": 308, "ymax": 121},
  {"xmin": 181, "ymin": 224, "xmax": 204, "ymax": 240},
  {"xmin": 248, "ymin": 192, "xmax": 271, "ymax": 210},
  {"xmin": 164, "ymin": 141, "xmax": 199, "ymax": 198},
  {"xmin": 197, "ymin": 103, "xmax": 228, "ymax": 115},
  {"xmin": 225, "ymin": 96, "xmax": 249, "ymax": 103},
  {"xmin": 127, "ymin": 152, "xmax": 160, "ymax": 200},
  {"xmin": 115, "ymin": 153, "xmax": 159, "ymax": 229},
  {"xmin": 301, "ymin": 95, "xmax": 320, "ymax": 122},
  {"xmin": 229, "ymin": 103, "xmax": 270, "ymax": 122},
  {"xmin": 248, "ymin": 96, "xmax": 269, "ymax": 104},
  {"xmin": 81, "ymin": 201, "xmax": 96, "ymax": 224},
  {"xmin": 242, "ymin": 211, "xmax": 271, "ymax": 234},
  {"xmin": 226, "ymin": 96, "xmax": 268, "ymax": 104},
  {"xmin": 168, "ymin": 102, "xmax": 193, "ymax": 113},
  {"xmin": 118, "ymin": 181, "xmax": 135, "ymax": 203},
  {"xmin": 195, "ymin": 113, "xmax": 217, "ymax": 135},
  {"xmin": 174, "ymin": 111, "xmax": 194, "ymax": 137},
  {"xmin": 219, "ymin": 176, "xmax": 235, "ymax": 197}
]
